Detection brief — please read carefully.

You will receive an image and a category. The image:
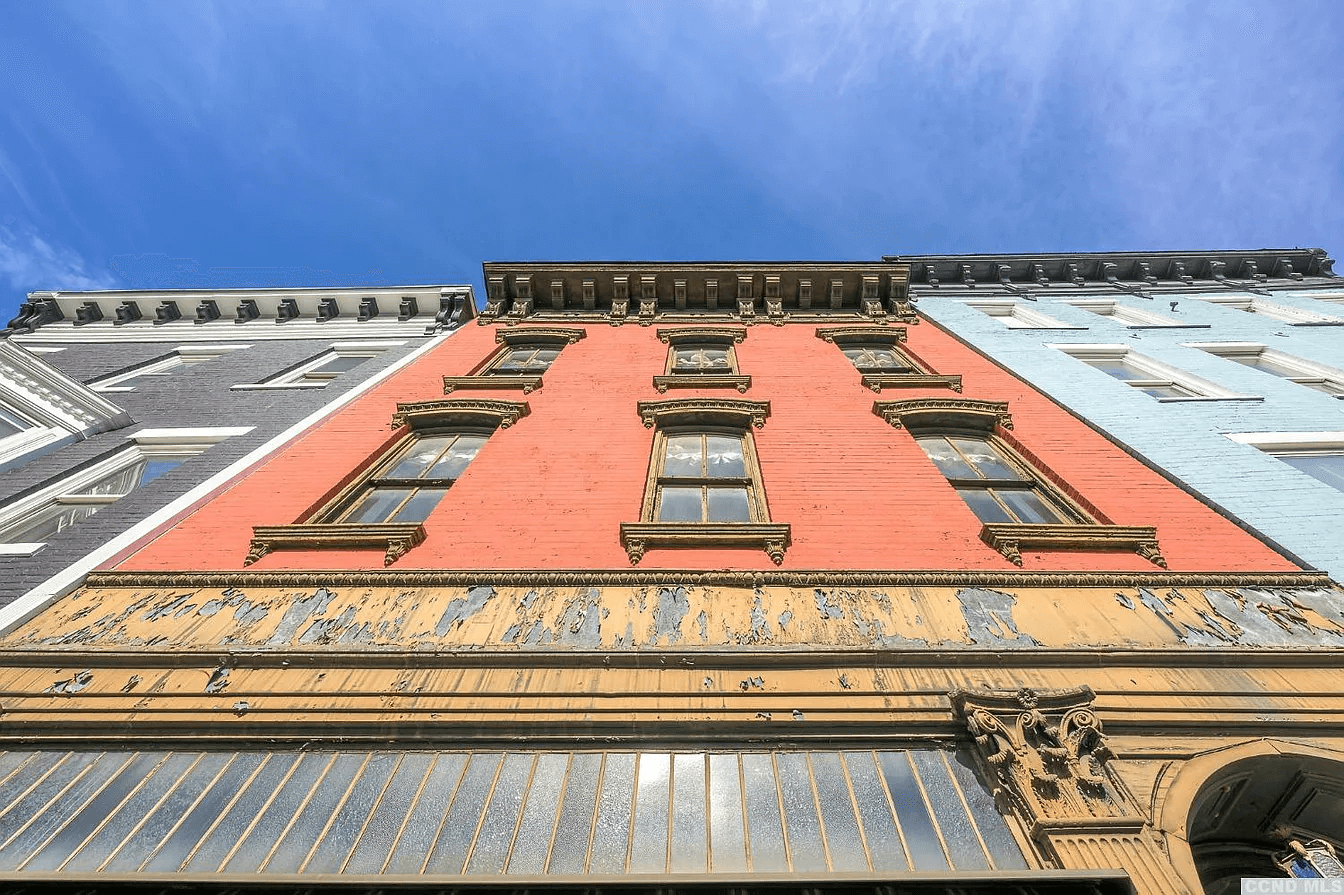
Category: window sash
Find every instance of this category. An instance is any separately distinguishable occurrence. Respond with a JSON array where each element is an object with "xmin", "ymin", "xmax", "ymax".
[
  {"xmin": 917, "ymin": 435, "xmax": 1082, "ymax": 525},
  {"xmin": 327, "ymin": 432, "xmax": 489, "ymax": 524},
  {"xmin": 647, "ymin": 430, "xmax": 764, "ymax": 524}
]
